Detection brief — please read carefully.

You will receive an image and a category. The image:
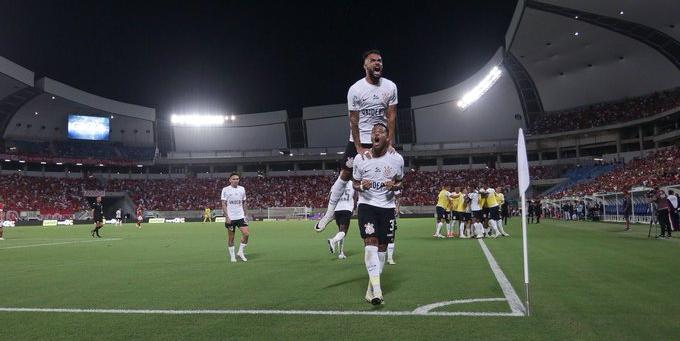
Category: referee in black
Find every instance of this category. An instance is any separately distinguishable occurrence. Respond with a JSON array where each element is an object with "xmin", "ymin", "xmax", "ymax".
[{"xmin": 91, "ymin": 196, "xmax": 104, "ymax": 238}]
